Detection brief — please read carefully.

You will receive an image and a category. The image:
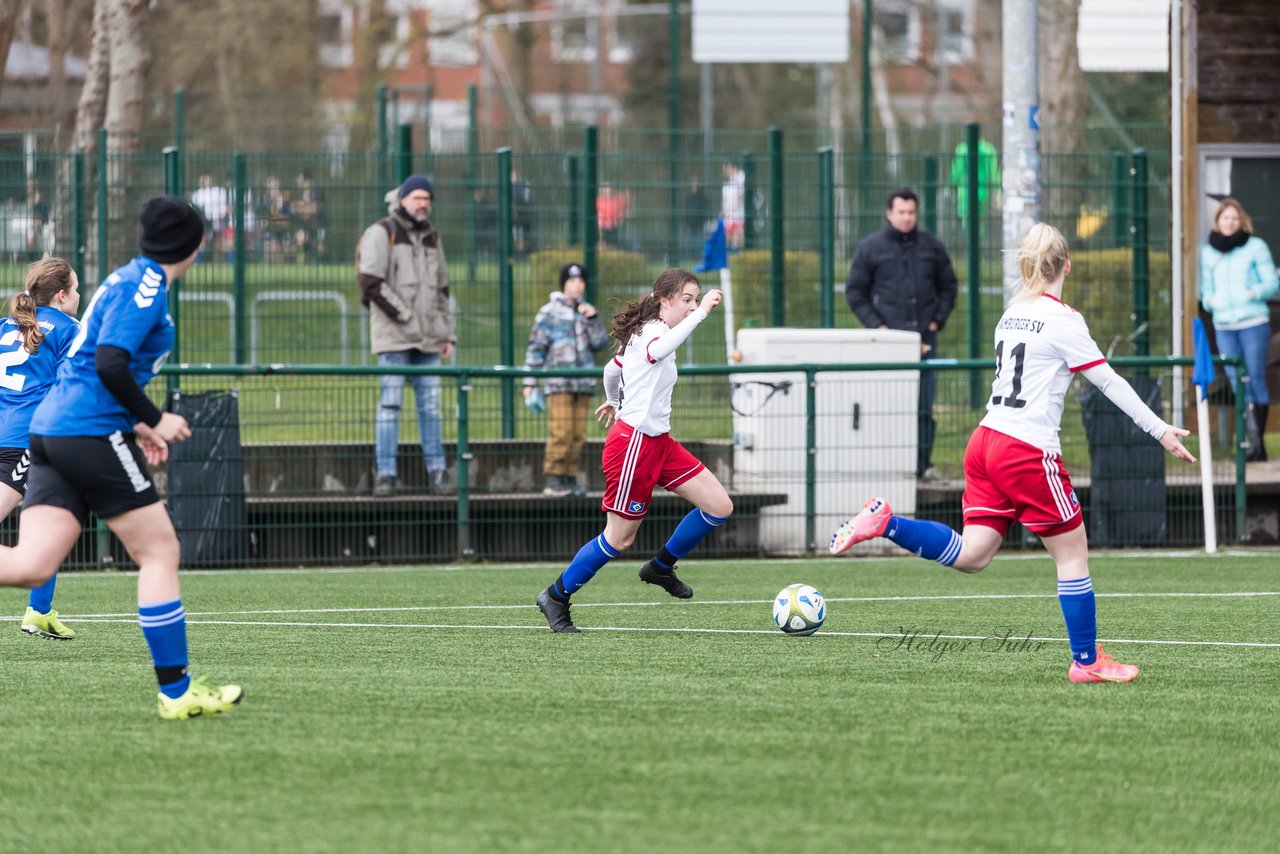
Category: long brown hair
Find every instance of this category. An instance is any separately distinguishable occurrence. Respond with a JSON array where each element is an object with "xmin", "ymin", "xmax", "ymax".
[
  {"xmin": 10, "ymin": 257, "xmax": 74, "ymax": 354},
  {"xmin": 610, "ymin": 268, "xmax": 700, "ymax": 353}
]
